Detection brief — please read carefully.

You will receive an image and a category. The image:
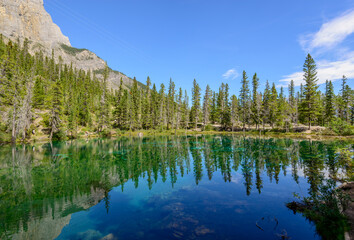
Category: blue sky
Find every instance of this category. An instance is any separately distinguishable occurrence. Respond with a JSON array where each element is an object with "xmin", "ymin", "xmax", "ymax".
[{"xmin": 44, "ymin": 0, "xmax": 354, "ymax": 95}]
